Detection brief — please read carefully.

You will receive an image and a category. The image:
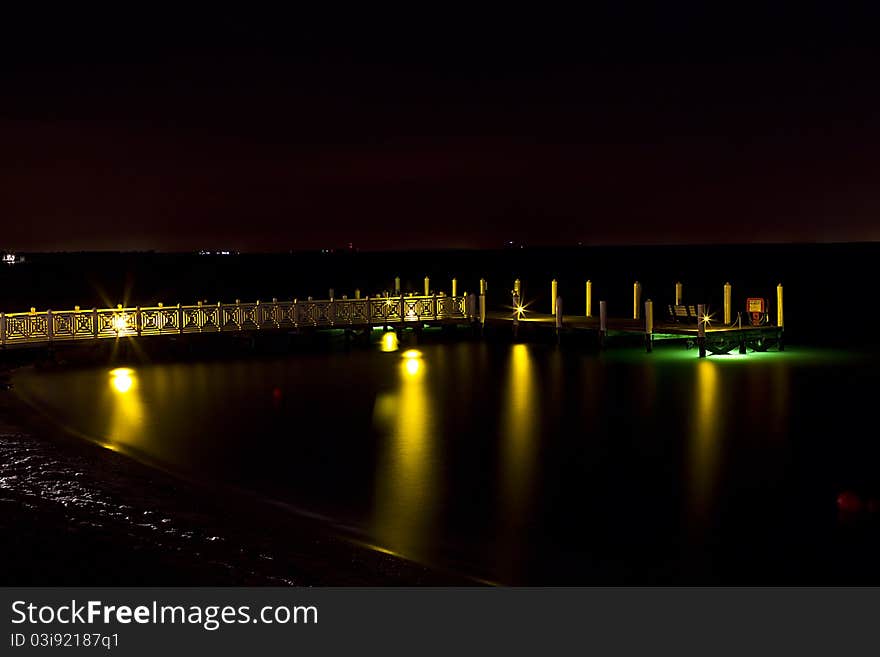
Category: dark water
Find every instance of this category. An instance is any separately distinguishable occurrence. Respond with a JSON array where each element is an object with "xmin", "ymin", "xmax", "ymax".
[{"xmin": 12, "ymin": 340, "xmax": 880, "ymax": 584}]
